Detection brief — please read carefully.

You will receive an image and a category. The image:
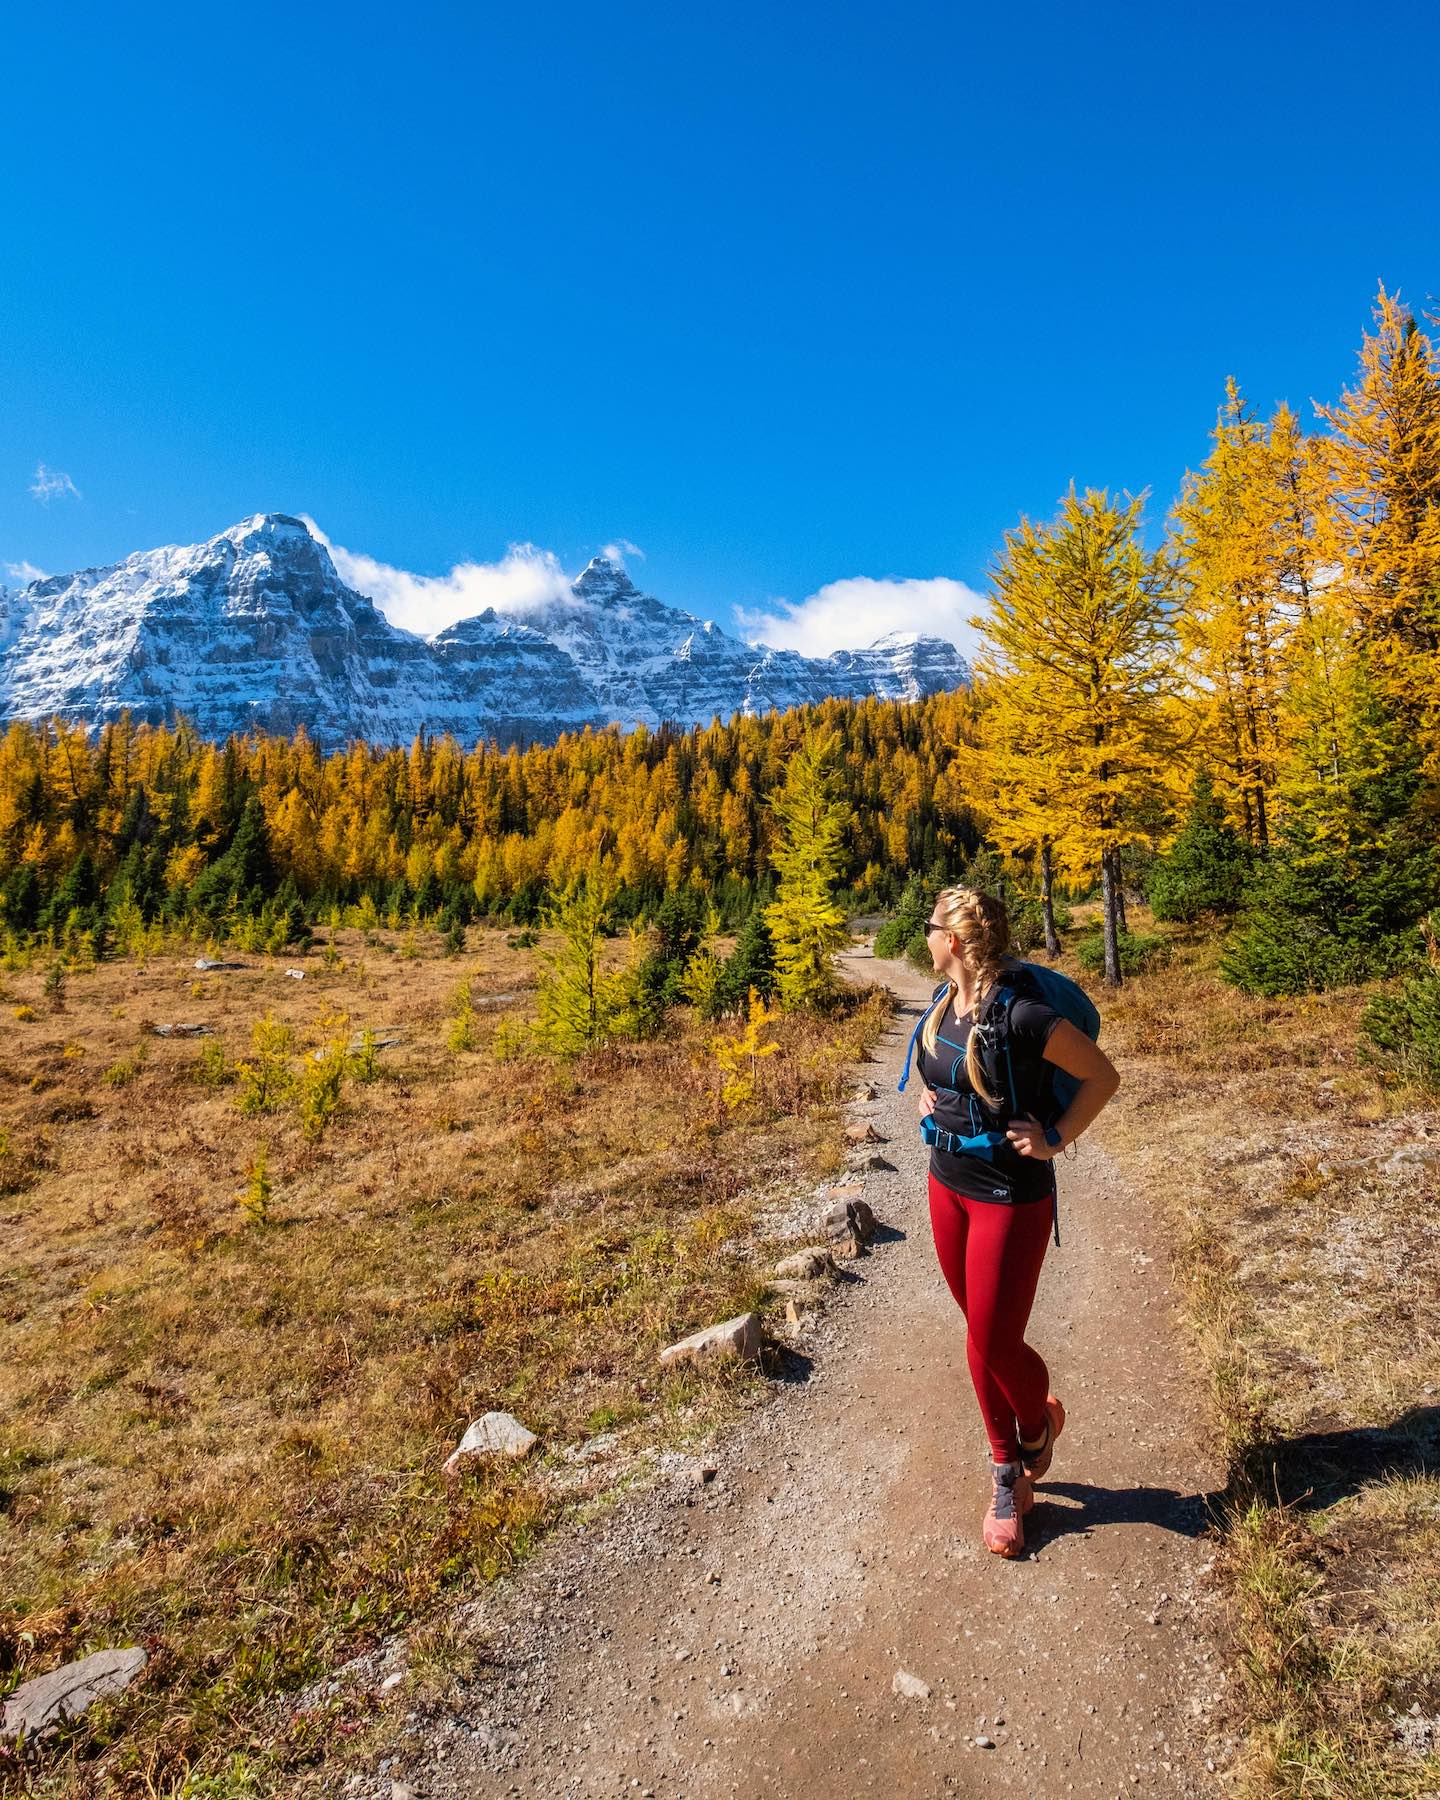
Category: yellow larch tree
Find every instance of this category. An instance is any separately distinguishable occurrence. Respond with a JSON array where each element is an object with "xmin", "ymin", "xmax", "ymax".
[{"xmin": 980, "ymin": 487, "xmax": 1180, "ymax": 986}]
